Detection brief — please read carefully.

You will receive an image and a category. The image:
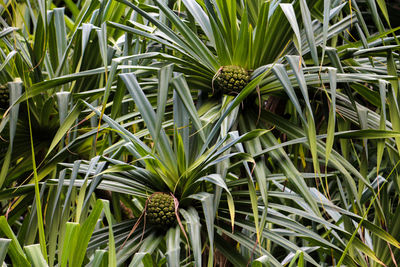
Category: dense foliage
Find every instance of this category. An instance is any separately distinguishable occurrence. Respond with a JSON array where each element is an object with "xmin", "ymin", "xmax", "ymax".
[{"xmin": 1, "ymin": 0, "xmax": 400, "ymax": 266}]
